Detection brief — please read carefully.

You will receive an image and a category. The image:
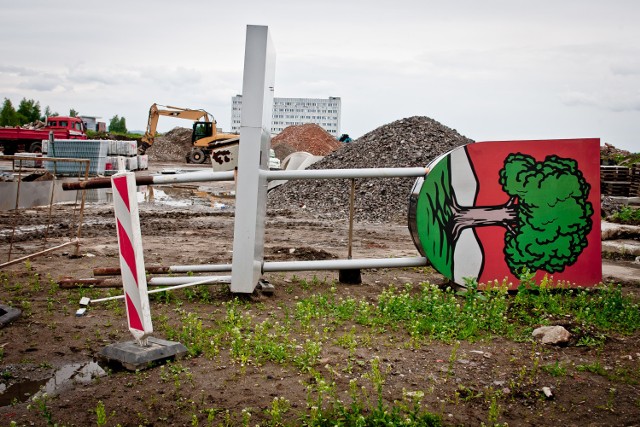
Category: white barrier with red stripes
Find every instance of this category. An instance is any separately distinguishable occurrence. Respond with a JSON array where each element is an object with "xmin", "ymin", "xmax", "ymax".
[{"xmin": 111, "ymin": 171, "xmax": 153, "ymax": 345}]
